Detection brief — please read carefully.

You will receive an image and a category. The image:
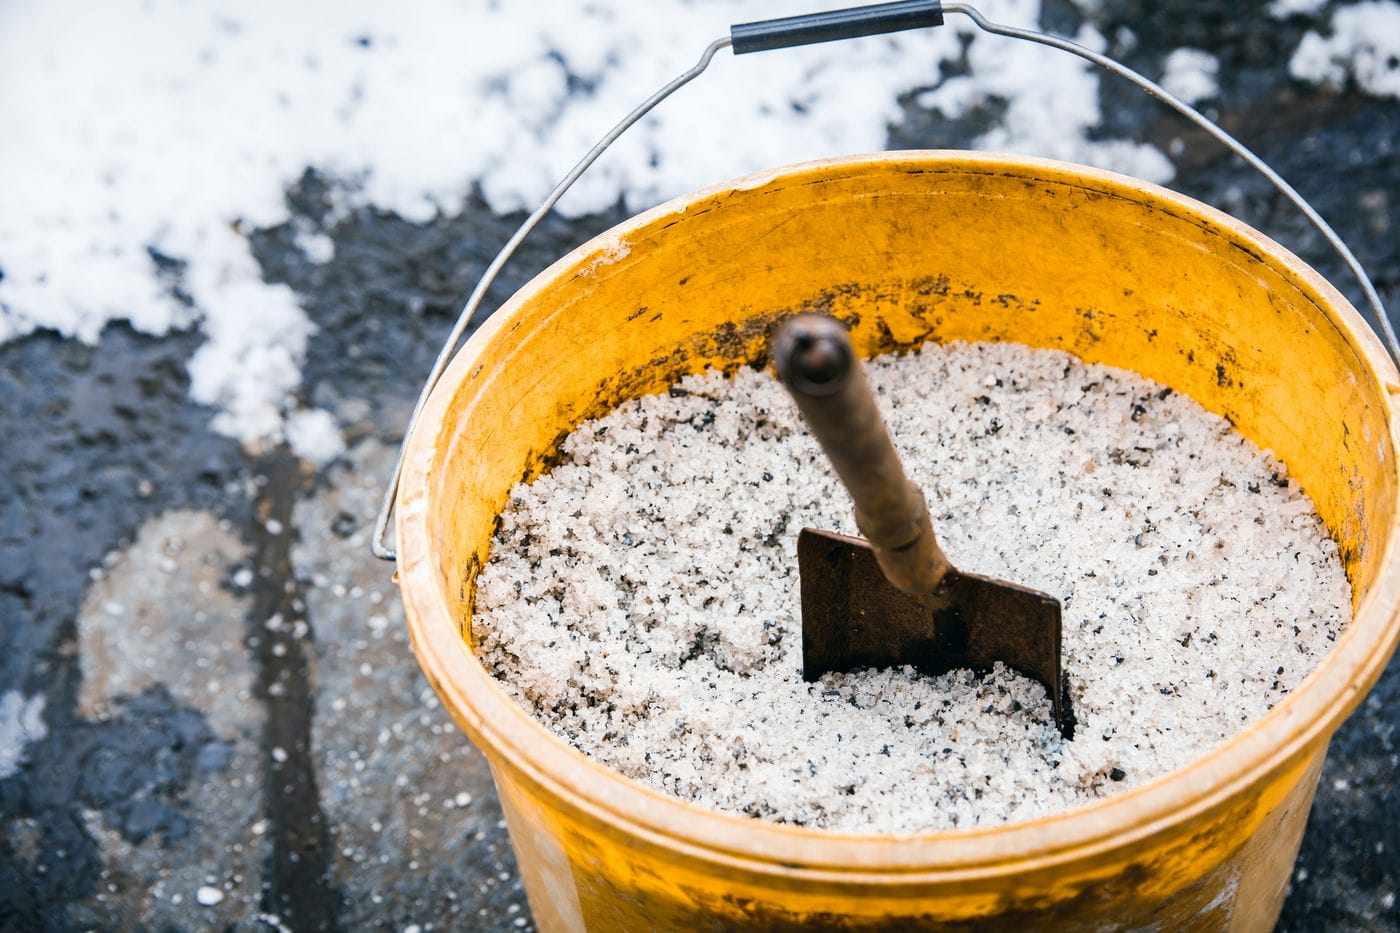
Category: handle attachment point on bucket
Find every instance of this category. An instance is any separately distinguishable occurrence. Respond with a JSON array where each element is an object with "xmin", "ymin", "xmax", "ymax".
[{"xmin": 731, "ymin": 1, "xmax": 943, "ymax": 54}]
